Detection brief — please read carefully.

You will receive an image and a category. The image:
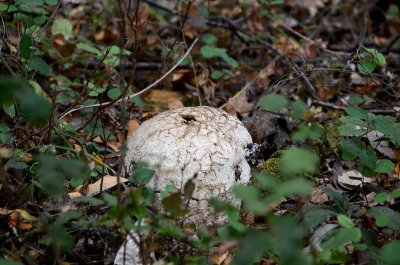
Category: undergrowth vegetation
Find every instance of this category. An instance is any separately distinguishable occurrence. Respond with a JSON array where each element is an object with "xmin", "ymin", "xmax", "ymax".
[{"xmin": 1, "ymin": 0, "xmax": 400, "ymax": 264}]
